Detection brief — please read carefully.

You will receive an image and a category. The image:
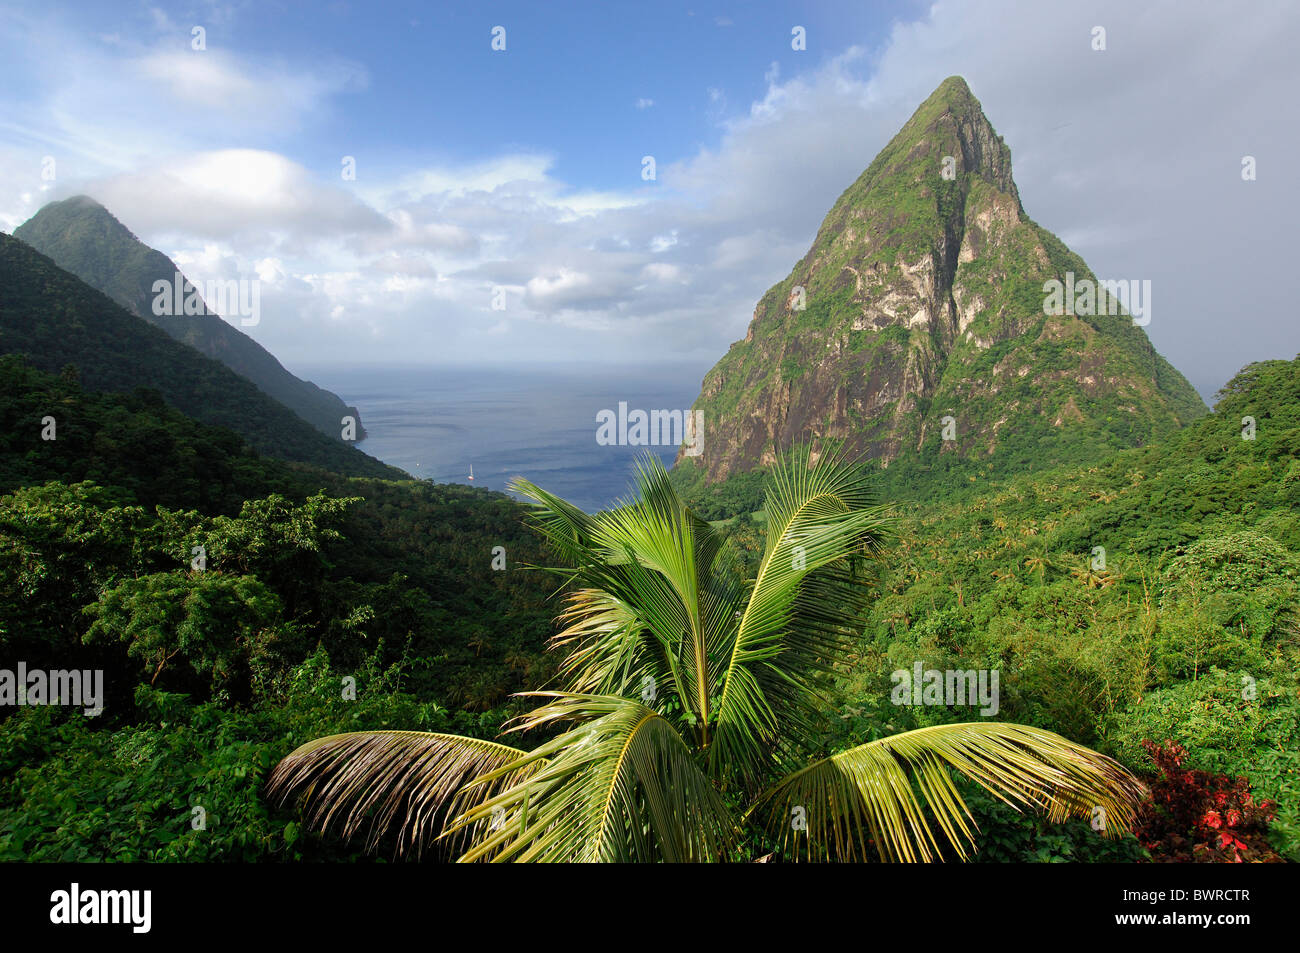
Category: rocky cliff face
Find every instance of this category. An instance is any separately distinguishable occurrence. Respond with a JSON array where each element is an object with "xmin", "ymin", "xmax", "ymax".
[{"xmin": 679, "ymin": 77, "xmax": 1206, "ymax": 484}]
